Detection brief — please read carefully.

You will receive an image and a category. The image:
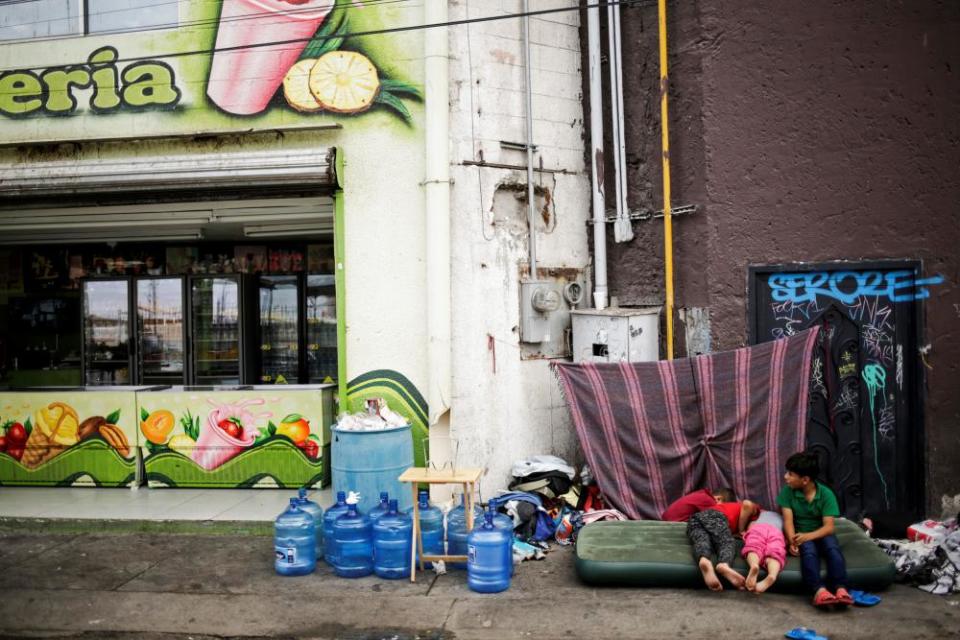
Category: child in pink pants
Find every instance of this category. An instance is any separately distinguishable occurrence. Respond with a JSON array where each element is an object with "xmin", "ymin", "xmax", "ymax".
[{"xmin": 741, "ymin": 510, "xmax": 787, "ymax": 593}]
